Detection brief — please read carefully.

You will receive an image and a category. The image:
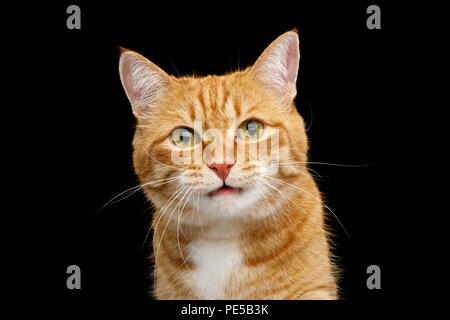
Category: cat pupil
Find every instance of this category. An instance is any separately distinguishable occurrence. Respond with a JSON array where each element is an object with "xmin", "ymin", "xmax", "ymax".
[
  {"xmin": 181, "ymin": 130, "xmax": 192, "ymax": 144},
  {"xmin": 247, "ymin": 122, "xmax": 257, "ymax": 136}
]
